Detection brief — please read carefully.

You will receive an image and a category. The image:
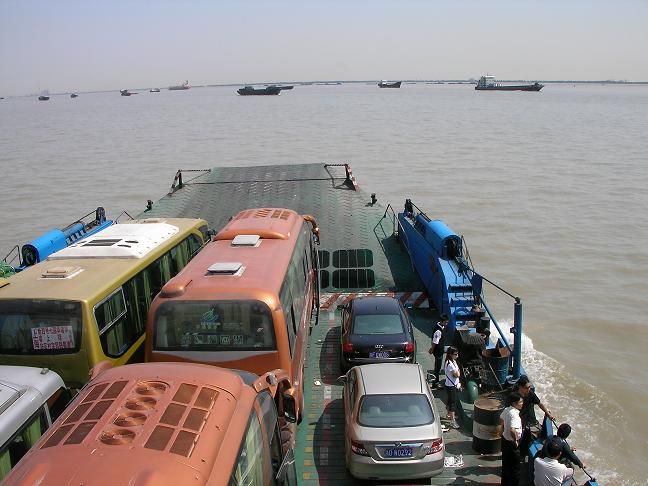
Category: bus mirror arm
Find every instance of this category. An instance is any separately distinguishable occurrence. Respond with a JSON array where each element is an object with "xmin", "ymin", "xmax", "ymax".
[{"xmin": 303, "ymin": 214, "xmax": 320, "ymax": 245}]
